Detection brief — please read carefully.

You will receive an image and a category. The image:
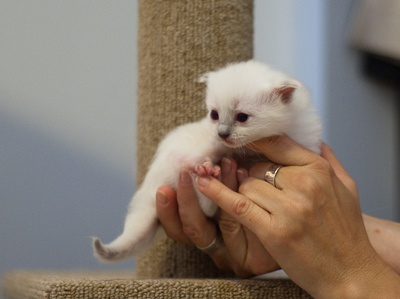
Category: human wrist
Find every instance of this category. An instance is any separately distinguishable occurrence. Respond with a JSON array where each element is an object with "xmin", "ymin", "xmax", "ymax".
[
  {"xmin": 306, "ymin": 239, "xmax": 398, "ymax": 299},
  {"xmin": 363, "ymin": 214, "xmax": 400, "ymax": 275},
  {"xmin": 330, "ymin": 255, "xmax": 400, "ymax": 298}
]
